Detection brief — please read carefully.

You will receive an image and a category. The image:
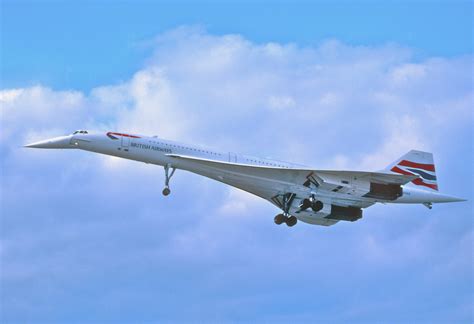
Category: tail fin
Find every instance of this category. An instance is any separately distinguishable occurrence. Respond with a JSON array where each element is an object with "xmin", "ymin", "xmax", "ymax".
[{"xmin": 384, "ymin": 150, "xmax": 438, "ymax": 191}]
